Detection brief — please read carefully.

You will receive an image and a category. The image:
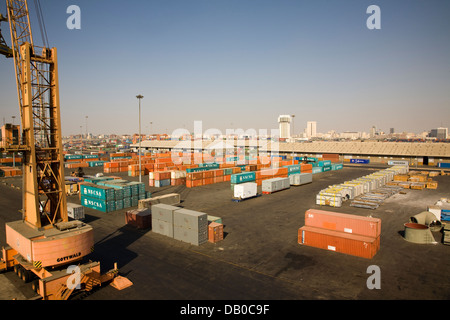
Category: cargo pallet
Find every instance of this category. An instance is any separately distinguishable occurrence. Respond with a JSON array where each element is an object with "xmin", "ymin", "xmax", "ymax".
[
  {"xmin": 0, "ymin": 246, "xmax": 132, "ymax": 300},
  {"xmin": 231, "ymin": 193, "xmax": 262, "ymax": 202}
]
